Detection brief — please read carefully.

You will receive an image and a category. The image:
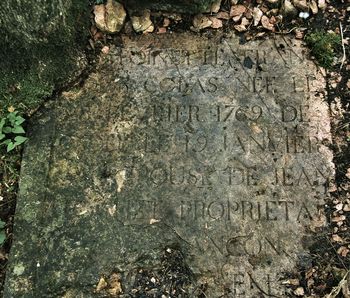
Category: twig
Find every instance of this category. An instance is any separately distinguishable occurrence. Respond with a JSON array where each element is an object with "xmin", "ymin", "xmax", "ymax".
[{"xmin": 340, "ymin": 22, "xmax": 346, "ymax": 70}]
